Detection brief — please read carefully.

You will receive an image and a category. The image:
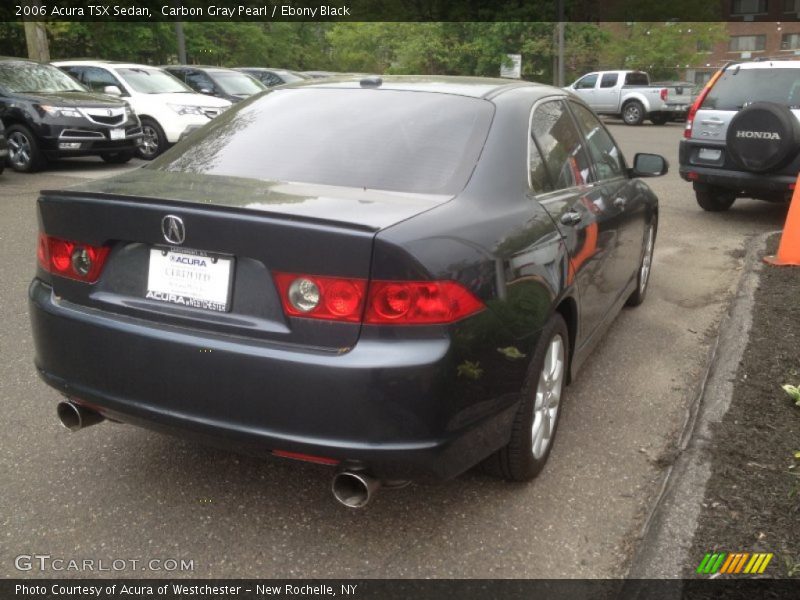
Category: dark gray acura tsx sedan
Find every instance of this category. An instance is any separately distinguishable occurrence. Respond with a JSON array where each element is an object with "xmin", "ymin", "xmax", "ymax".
[{"xmin": 30, "ymin": 76, "xmax": 666, "ymax": 507}]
